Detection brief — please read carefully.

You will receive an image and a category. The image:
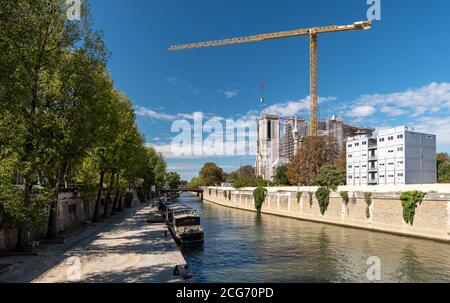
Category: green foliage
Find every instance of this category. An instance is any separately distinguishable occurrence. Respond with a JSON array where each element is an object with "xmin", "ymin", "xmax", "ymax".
[
  {"xmin": 365, "ymin": 192, "xmax": 372, "ymax": 219},
  {"xmin": 315, "ymin": 165, "xmax": 346, "ymax": 191},
  {"xmin": 316, "ymin": 187, "xmax": 331, "ymax": 216},
  {"xmin": 308, "ymin": 192, "xmax": 314, "ymax": 208},
  {"xmin": 253, "ymin": 187, "xmax": 268, "ymax": 212},
  {"xmin": 340, "ymin": 191, "xmax": 349, "ymax": 205},
  {"xmin": 400, "ymin": 191, "xmax": 426, "ymax": 225},
  {"xmin": 438, "ymin": 161, "xmax": 450, "ymax": 183},
  {"xmin": 296, "ymin": 192, "xmax": 303, "ymax": 204},
  {"xmin": 208, "ymin": 188, "xmax": 212, "ymax": 196},
  {"xmin": 228, "ymin": 191, "xmax": 232, "ymax": 201},
  {"xmin": 273, "ymin": 165, "xmax": 290, "ymax": 186},
  {"xmin": 77, "ymin": 157, "xmax": 98, "ymax": 205},
  {"xmin": 199, "ymin": 163, "xmax": 225, "ymax": 186},
  {"xmin": 166, "ymin": 172, "xmax": 181, "ymax": 189}
]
